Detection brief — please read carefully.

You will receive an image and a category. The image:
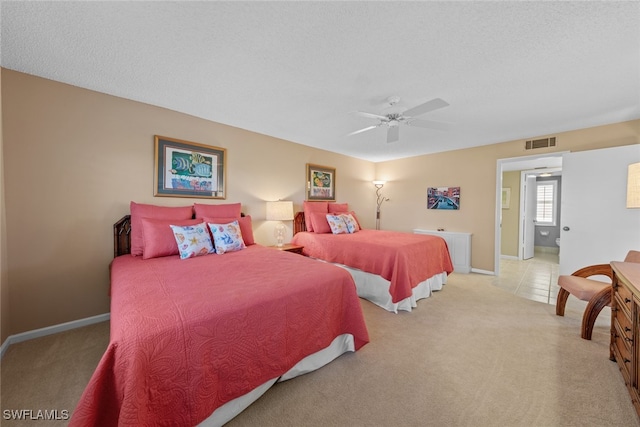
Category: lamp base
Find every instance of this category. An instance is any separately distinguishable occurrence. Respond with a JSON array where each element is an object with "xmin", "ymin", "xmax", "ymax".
[{"xmin": 274, "ymin": 222, "xmax": 286, "ymax": 247}]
